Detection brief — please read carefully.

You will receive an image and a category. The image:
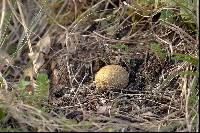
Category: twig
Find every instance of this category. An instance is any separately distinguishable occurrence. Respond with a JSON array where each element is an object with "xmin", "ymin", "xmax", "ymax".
[
  {"xmin": 68, "ymin": 0, "xmax": 106, "ymax": 32},
  {"xmin": 0, "ymin": 72, "xmax": 8, "ymax": 92},
  {"xmin": 0, "ymin": 0, "xmax": 6, "ymax": 39},
  {"xmin": 92, "ymin": 31, "xmax": 138, "ymax": 44},
  {"xmin": 196, "ymin": 0, "xmax": 199, "ymax": 47},
  {"xmin": 165, "ymin": 22, "xmax": 196, "ymax": 45}
]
